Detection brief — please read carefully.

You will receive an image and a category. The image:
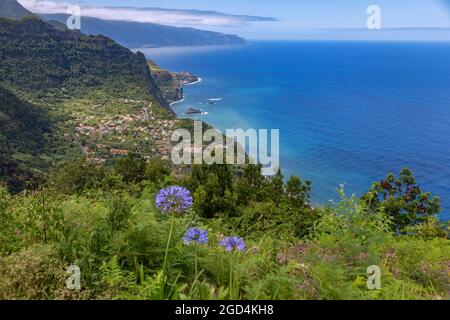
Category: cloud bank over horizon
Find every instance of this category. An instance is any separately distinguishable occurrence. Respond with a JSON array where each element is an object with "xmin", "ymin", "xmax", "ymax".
[{"xmin": 18, "ymin": 0, "xmax": 278, "ymax": 27}]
